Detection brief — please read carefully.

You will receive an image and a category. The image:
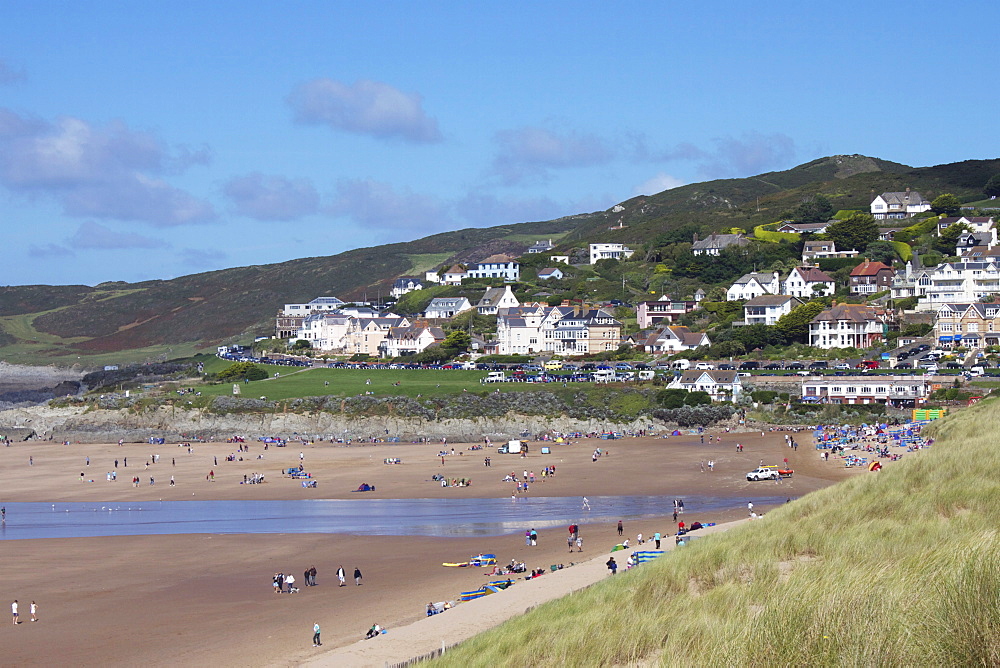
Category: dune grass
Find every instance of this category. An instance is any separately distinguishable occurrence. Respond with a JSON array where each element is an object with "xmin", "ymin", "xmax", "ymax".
[{"xmin": 432, "ymin": 397, "xmax": 1000, "ymax": 667}]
